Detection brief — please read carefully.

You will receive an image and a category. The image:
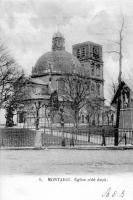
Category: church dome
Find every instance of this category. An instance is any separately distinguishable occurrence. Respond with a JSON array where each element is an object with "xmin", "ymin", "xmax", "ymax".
[{"xmin": 32, "ymin": 32, "xmax": 82, "ymax": 77}]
